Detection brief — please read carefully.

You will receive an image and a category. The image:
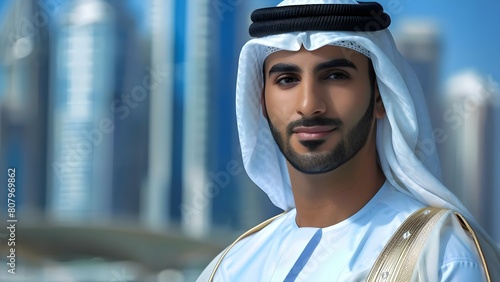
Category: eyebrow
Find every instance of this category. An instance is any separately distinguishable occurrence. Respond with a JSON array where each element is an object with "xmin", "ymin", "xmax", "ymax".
[
  {"xmin": 314, "ymin": 58, "xmax": 358, "ymax": 73},
  {"xmin": 267, "ymin": 58, "xmax": 358, "ymax": 78},
  {"xmin": 268, "ymin": 63, "xmax": 301, "ymax": 77}
]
